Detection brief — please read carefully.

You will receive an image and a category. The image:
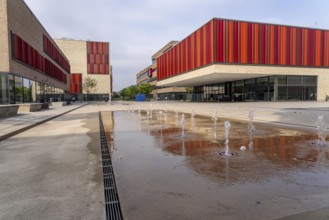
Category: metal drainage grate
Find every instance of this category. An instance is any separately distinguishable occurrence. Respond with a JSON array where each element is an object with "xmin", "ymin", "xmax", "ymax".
[{"xmin": 99, "ymin": 113, "xmax": 123, "ymax": 220}]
